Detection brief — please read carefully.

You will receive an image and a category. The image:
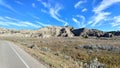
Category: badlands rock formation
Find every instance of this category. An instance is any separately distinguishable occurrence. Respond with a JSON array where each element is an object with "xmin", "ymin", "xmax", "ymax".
[
  {"xmin": 0, "ymin": 26, "xmax": 119, "ymax": 38},
  {"xmin": 31, "ymin": 26, "xmax": 74, "ymax": 38},
  {"xmin": 72, "ymin": 28, "xmax": 115, "ymax": 38}
]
